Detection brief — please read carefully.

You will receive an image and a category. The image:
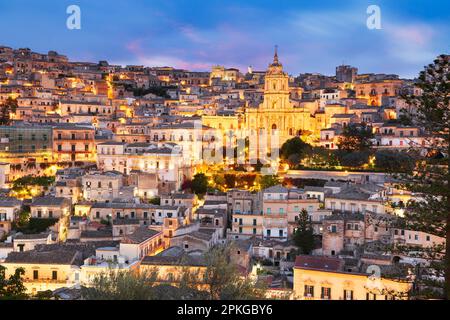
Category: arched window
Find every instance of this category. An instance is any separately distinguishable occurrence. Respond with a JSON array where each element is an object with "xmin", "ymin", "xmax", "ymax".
[{"xmin": 272, "ymin": 124, "xmax": 277, "ymax": 131}]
